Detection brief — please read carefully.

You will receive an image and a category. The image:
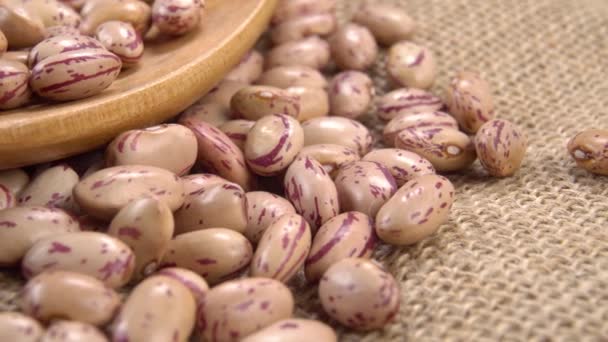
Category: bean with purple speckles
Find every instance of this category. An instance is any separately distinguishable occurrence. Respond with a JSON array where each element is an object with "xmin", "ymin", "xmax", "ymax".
[
  {"xmin": 352, "ymin": 3, "xmax": 415, "ymax": 46},
  {"xmin": 0, "ymin": 168, "xmax": 29, "ymax": 205},
  {"xmin": 199, "ymin": 79, "xmax": 247, "ymax": 108},
  {"xmin": 383, "ymin": 111, "xmax": 458, "ymax": 146},
  {"xmin": 245, "ymin": 191, "xmax": 296, "ymax": 243},
  {"xmin": 180, "ymin": 173, "xmax": 227, "ymax": 195},
  {"xmin": 377, "ymin": 88, "xmax": 444, "ymax": 121},
  {"xmin": 567, "ymin": 129, "xmax": 608, "ymax": 176},
  {"xmin": 45, "ymin": 25, "xmax": 82, "ymax": 37},
  {"xmin": 286, "ymin": 86, "xmax": 329, "ymax": 122},
  {"xmin": 302, "ymin": 116, "xmax": 374, "ymax": 156},
  {"xmin": 328, "ymin": 71, "xmax": 374, "ymax": 119},
  {"xmin": 296, "ymin": 144, "xmax": 360, "ymax": 178},
  {"xmin": 95, "ymin": 21, "xmax": 144, "ymax": 67},
  {"xmin": 111, "ymin": 275, "xmax": 196, "ymax": 342},
  {"xmin": 27, "ymin": 35, "xmax": 104, "ymax": 68},
  {"xmin": 41, "ymin": 321, "xmax": 107, "ymax": 342},
  {"xmin": 387, "ymin": 42, "xmax": 436, "ymax": 89},
  {"xmin": 0, "ymin": 59, "xmax": 31, "ymax": 110},
  {"xmin": 152, "ymin": 0, "xmax": 203, "ymax": 36},
  {"xmin": 265, "ymin": 36, "xmax": 331, "ymax": 70},
  {"xmin": 376, "ymin": 174, "xmax": 454, "ymax": 245},
  {"xmin": 329, "ymin": 23, "xmax": 377, "ymax": 71},
  {"xmin": 319, "ymin": 258, "xmax": 400, "ymax": 330},
  {"xmin": 0, "ymin": 312, "xmax": 44, "ymax": 342},
  {"xmin": 445, "ymin": 71, "xmax": 495, "ymax": 133},
  {"xmin": 225, "ymin": 50, "xmax": 264, "ymax": 84},
  {"xmin": 232, "ymin": 85, "xmax": 301, "ymax": 121},
  {"xmin": 156, "ymin": 267, "xmax": 209, "ymax": 329},
  {"xmin": 242, "ymin": 318, "xmax": 337, "ymax": 342},
  {"xmin": 179, "ymin": 101, "xmax": 232, "ymax": 128},
  {"xmin": 199, "ymin": 277, "xmax": 294, "ymax": 341},
  {"xmin": 20, "ymin": 270, "xmax": 121, "ymax": 325},
  {"xmin": 271, "ymin": 0, "xmax": 336, "ymax": 25},
  {"xmin": 23, "ymin": 0, "xmax": 81, "ymax": 28},
  {"xmin": 363, "ymin": 148, "xmax": 435, "ymax": 186},
  {"xmin": 271, "ymin": 13, "xmax": 336, "ymax": 45},
  {"xmin": 257, "ymin": 65, "xmax": 328, "ymax": 89},
  {"xmin": 475, "ymin": 119, "xmax": 527, "ymax": 177},
  {"xmin": 81, "ymin": 0, "xmax": 151, "ymax": 35},
  {"xmin": 220, "ymin": 119, "xmax": 255, "ymax": 150},
  {"xmin": 18, "ymin": 165, "xmax": 79, "ymax": 212},
  {"xmin": 58, "ymin": 0, "xmax": 86, "ymax": 10}
]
